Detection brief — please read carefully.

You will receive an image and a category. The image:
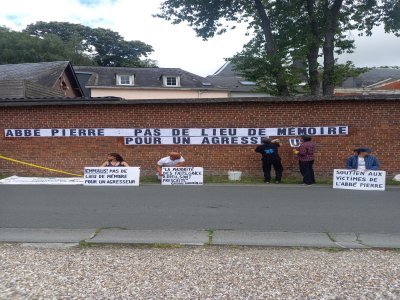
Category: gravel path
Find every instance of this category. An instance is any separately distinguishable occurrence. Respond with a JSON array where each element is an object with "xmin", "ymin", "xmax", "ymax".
[{"xmin": 1, "ymin": 243, "xmax": 399, "ymax": 299}]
